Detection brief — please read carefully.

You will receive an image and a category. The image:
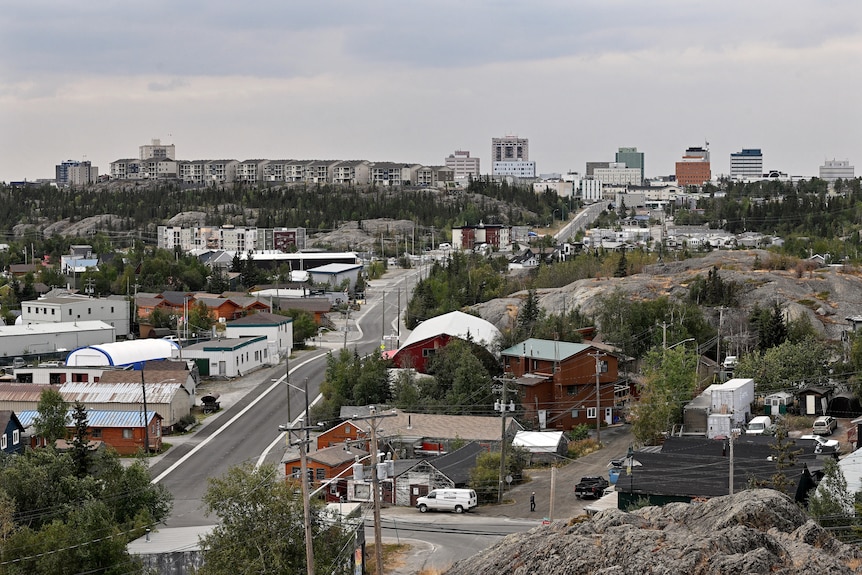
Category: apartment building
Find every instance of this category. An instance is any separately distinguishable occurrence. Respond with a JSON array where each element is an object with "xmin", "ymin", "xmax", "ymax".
[
  {"xmin": 237, "ymin": 160, "xmax": 269, "ymax": 183},
  {"xmin": 20, "ymin": 294, "xmax": 130, "ymax": 339},
  {"xmin": 56, "ymin": 160, "xmax": 99, "ymax": 187},
  {"xmin": 158, "ymin": 225, "xmax": 306, "ymax": 252},
  {"xmin": 139, "ymin": 138, "xmax": 175, "ymax": 160},
  {"xmin": 416, "ymin": 165, "xmax": 454, "ymax": 187},
  {"xmin": 332, "ymin": 160, "xmax": 372, "ymax": 185}
]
